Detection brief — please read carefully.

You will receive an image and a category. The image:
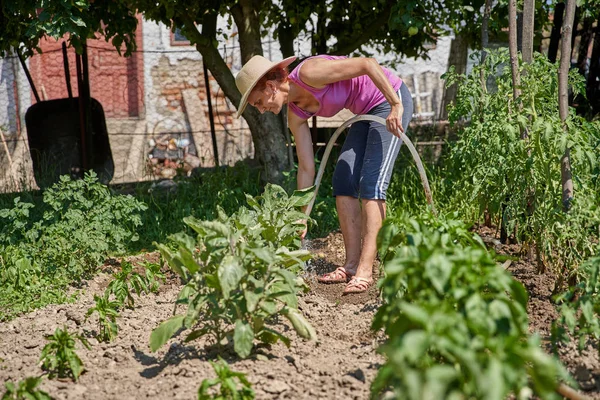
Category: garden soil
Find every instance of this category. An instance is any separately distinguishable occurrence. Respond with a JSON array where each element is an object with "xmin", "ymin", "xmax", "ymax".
[{"xmin": 1, "ymin": 230, "xmax": 599, "ymax": 399}]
